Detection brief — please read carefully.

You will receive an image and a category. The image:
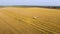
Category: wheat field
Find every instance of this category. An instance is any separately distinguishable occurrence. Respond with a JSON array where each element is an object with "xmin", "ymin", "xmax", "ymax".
[{"xmin": 0, "ymin": 7, "xmax": 60, "ymax": 34}]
